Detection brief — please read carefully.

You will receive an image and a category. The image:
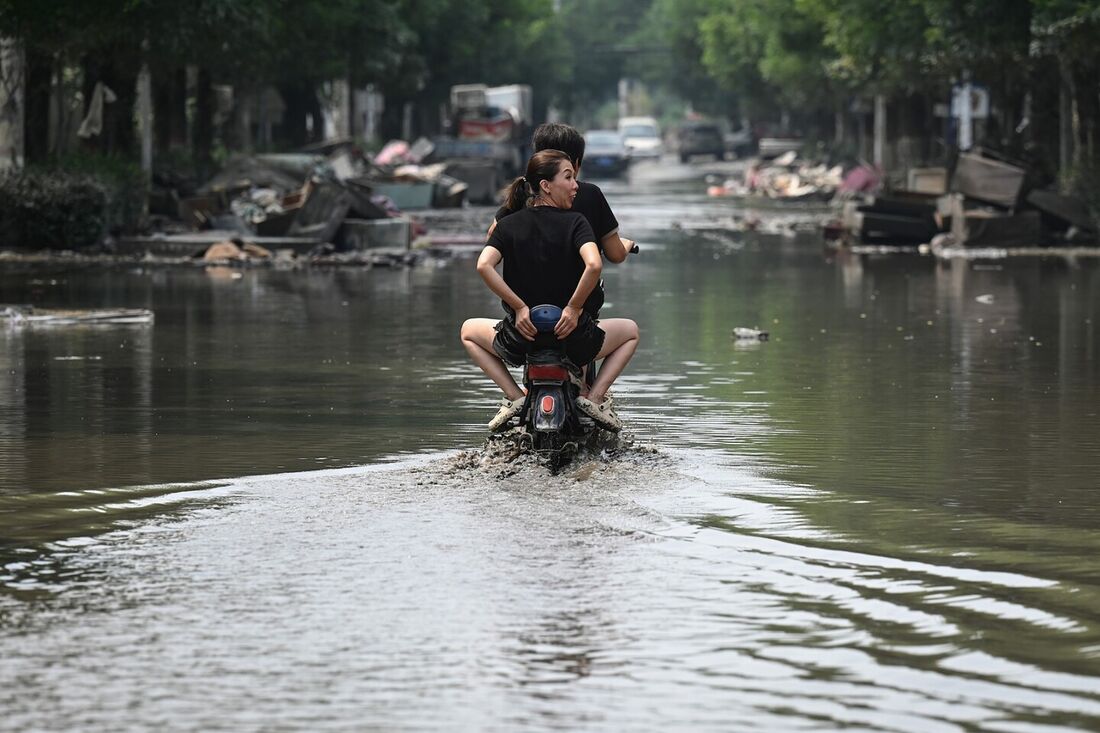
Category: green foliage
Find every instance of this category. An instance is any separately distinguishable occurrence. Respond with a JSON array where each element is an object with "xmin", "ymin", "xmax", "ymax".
[
  {"xmin": 3, "ymin": 0, "xmax": 1100, "ymax": 175},
  {"xmin": 795, "ymin": 0, "xmax": 932, "ymax": 91},
  {"xmin": 0, "ymin": 171, "xmax": 107, "ymax": 249},
  {"xmin": 49, "ymin": 153, "xmax": 148, "ymax": 234},
  {"xmin": 553, "ymin": 0, "xmax": 653, "ymax": 112},
  {"xmin": 633, "ymin": 0, "xmax": 736, "ymax": 118},
  {"xmin": 699, "ymin": 0, "xmax": 835, "ymax": 114},
  {"xmin": 1062, "ymin": 159, "xmax": 1100, "ymax": 231},
  {"xmin": 377, "ymin": 0, "xmax": 570, "ymax": 128}
]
